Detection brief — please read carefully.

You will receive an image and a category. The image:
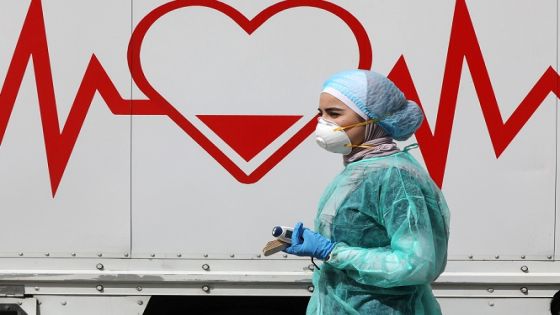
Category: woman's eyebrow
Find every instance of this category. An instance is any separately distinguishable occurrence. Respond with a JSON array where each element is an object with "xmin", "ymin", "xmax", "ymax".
[{"xmin": 324, "ymin": 107, "xmax": 344, "ymax": 112}]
